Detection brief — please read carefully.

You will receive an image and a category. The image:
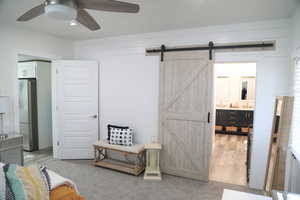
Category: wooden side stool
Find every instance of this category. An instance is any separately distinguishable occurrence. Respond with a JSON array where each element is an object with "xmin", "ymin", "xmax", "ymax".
[{"xmin": 144, "ymin": 143, "xmax": 162, "ymax": 180}]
